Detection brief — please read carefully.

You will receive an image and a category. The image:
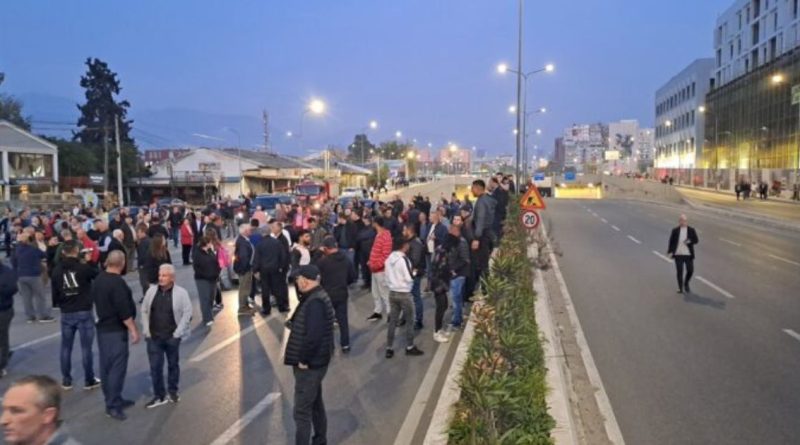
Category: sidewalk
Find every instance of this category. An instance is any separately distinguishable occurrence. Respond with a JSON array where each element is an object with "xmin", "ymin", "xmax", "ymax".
[
  {"xmin": 675, "ymin": 186, "xmax": 800, "ymax": 224},
  {"xmin": 677, "ymin": 184, "xmax": 800, "ymax": 206}
]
